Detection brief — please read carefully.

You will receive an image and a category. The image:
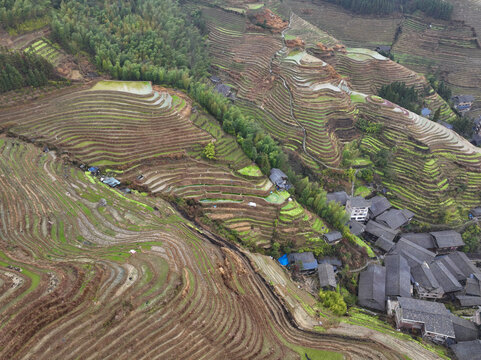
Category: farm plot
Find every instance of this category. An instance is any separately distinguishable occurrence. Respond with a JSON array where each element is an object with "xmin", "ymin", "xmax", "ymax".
[
  {"xmin": 0, "ymin": 136, "xmax": 416, "ymax": 359},
  {"xmin": 0, "ymin": 80, "xmax": 324, "ymax": 249},
  {"xmin": 357, "ymin": 96, "xmax": 481, "ymax": 222},
  {"xmin": 24, "ymin": 38, "xmax": 63, "ymax": 66}
]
